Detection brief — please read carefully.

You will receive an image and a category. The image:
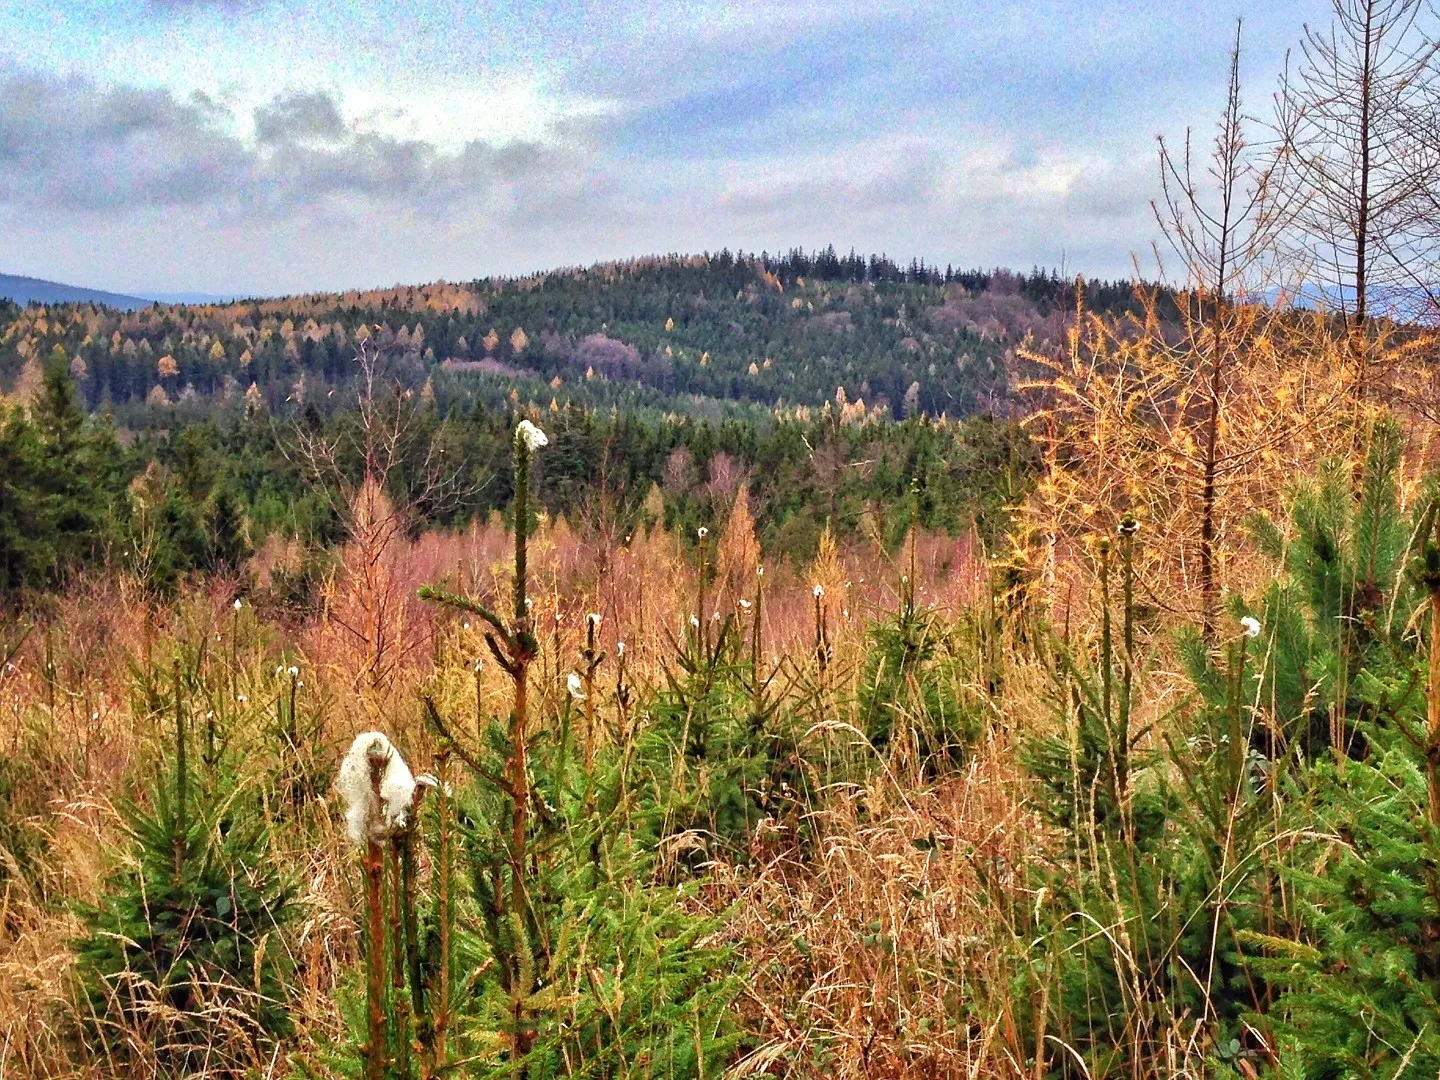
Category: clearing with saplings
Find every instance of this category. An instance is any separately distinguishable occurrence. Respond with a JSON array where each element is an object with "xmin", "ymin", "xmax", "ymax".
[{"xmin": 12, "ymin": 1, "xmax": 1440, "ymax": 1077}]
